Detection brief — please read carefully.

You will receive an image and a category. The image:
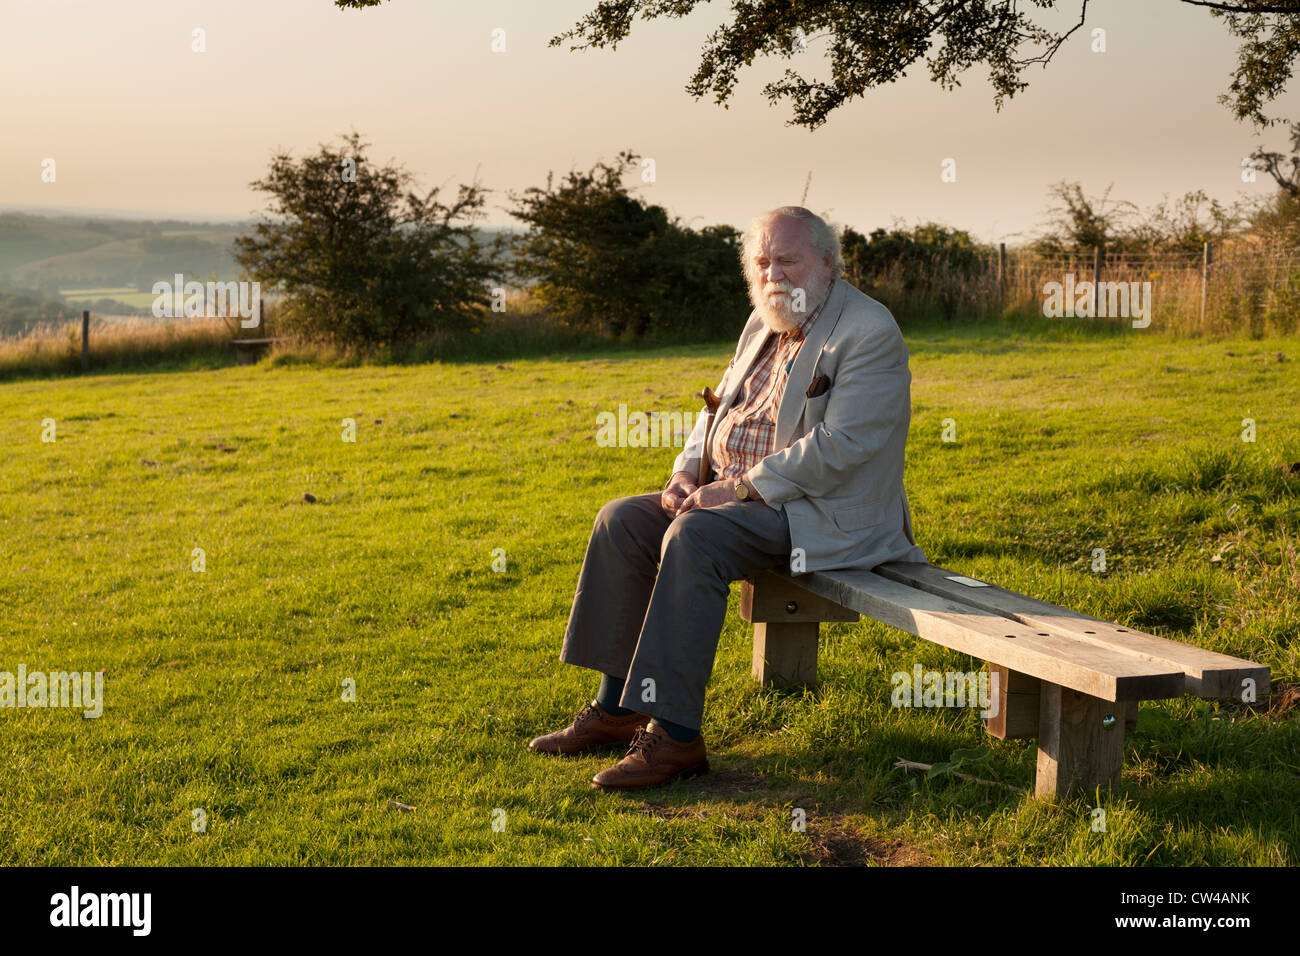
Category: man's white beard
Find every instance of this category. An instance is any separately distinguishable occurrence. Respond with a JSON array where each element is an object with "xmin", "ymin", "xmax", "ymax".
[{"xmin": 750, "ymin": 275, "xmax": 831, "ymax": 333}]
